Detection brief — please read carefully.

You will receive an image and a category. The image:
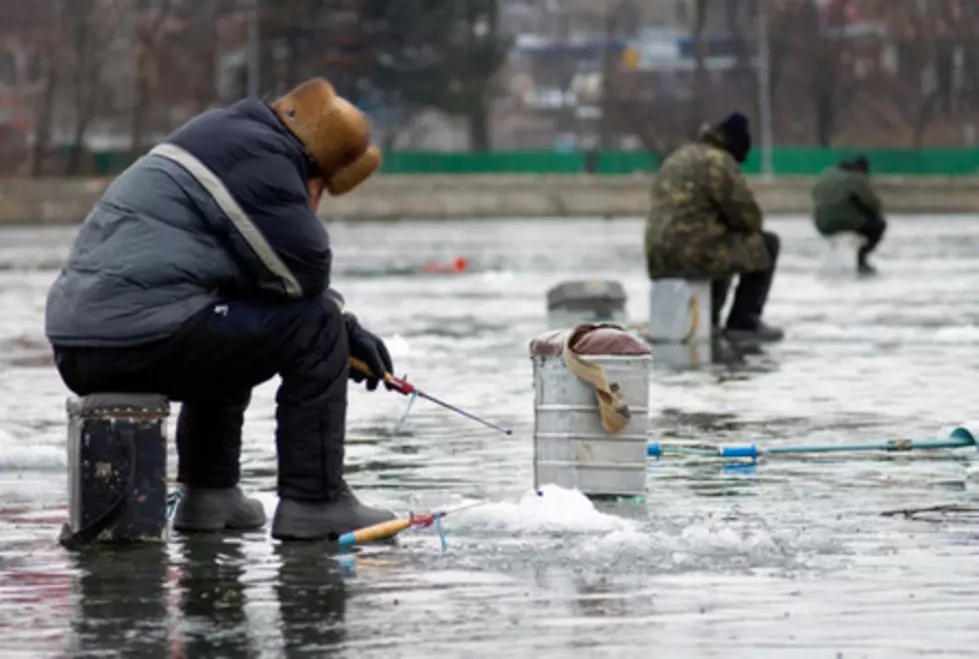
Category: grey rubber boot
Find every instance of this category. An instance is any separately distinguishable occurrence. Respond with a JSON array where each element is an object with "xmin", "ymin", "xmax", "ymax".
[
  {"xmin": 271, "ymin": 482, "xmax": 396, "ymax": 541},
  {"xmin": 172, "ymin": 485, "xmax": 267, "ymax": 532}
]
